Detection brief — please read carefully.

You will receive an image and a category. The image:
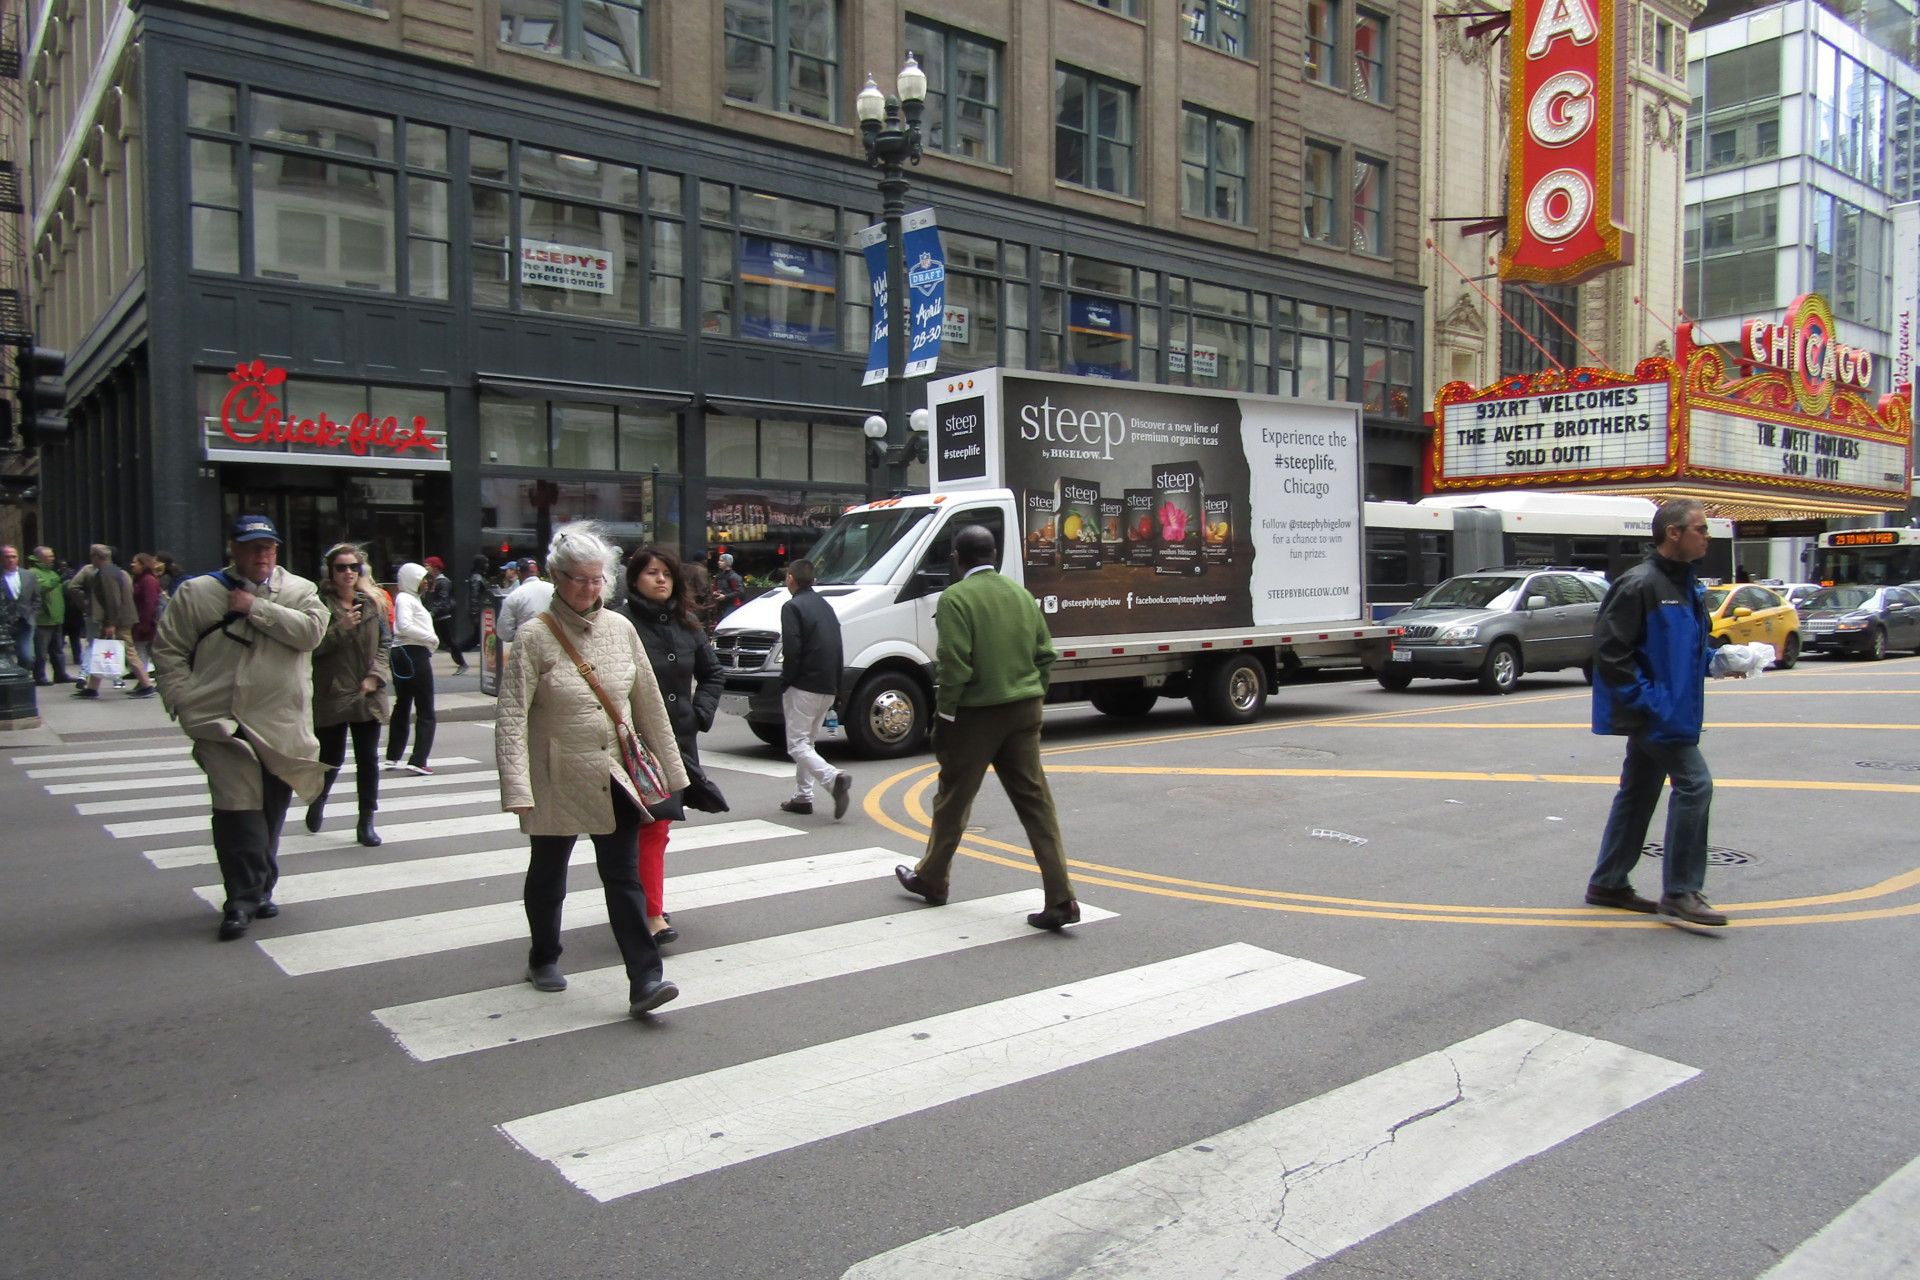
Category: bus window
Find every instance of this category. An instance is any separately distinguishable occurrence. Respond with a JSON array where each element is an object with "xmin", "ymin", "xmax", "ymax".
[
  {"xmin": 1570, "ymin": 537, "xmax": 1610, "ymax": 575},
  {"xmin": 1508, "ymin": 533, "xmax": 1555, "ymax": 566},
  {"xmin": 1419, "ymin": 533, "xmax": 1449, "ymax": 587},
  {"xmin": 1366, "ymin": 530, "xmax": 1412, "ymax": 586}
]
